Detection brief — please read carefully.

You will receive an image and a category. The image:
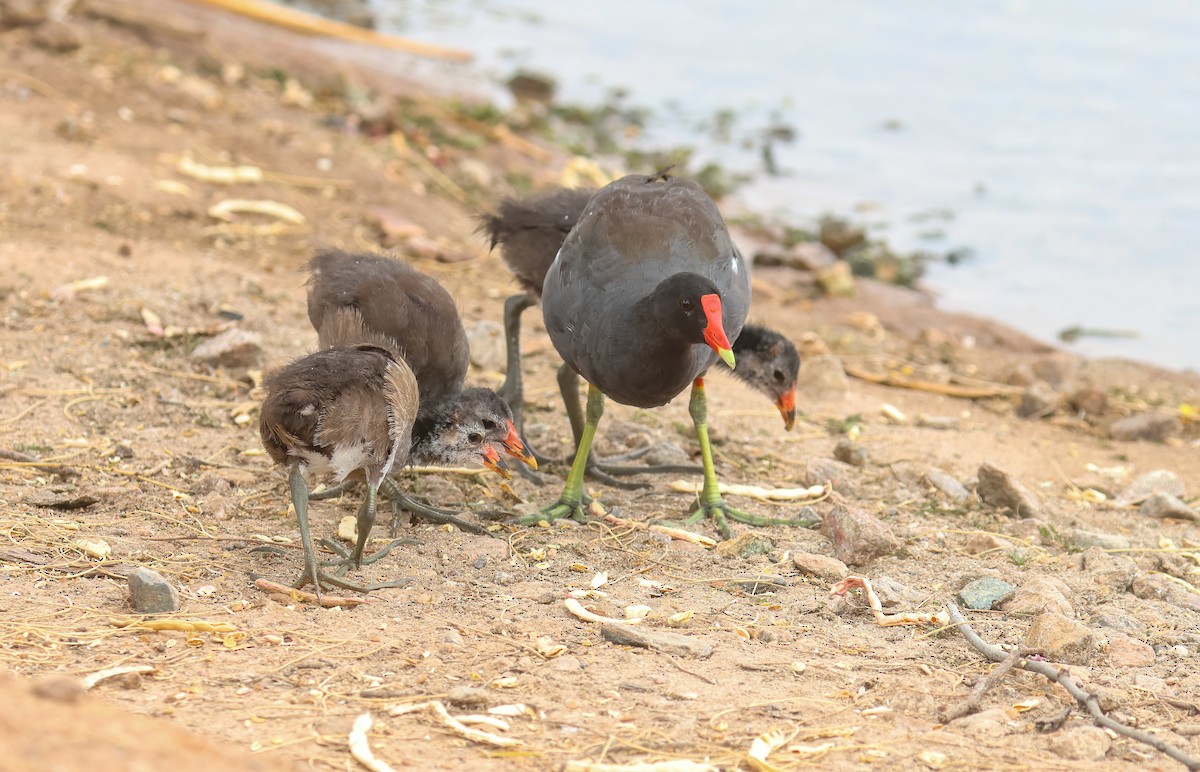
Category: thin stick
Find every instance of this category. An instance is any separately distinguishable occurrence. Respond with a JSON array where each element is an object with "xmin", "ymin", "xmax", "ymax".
[
  {"xmin": 942, "ymin": 646, "xmax": 1027, "ymax": 721},
  {"xmin": 844, "ymin": 364, "xmax": 1021, "ymax": 399},
  {"xmin": 946, "ymin": 602, "xmax": 1200, "ymax": 771},
  {"xmin": 254, "ymin": 578, "xmax": 368, "ymax": 608}
]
